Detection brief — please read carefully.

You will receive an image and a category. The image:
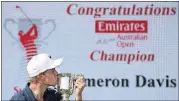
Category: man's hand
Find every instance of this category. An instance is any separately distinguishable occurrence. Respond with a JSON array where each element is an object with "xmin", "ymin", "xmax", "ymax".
[{"xmin": 74, "ymin": 77, "xmax": 86, "ymax": 100}]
